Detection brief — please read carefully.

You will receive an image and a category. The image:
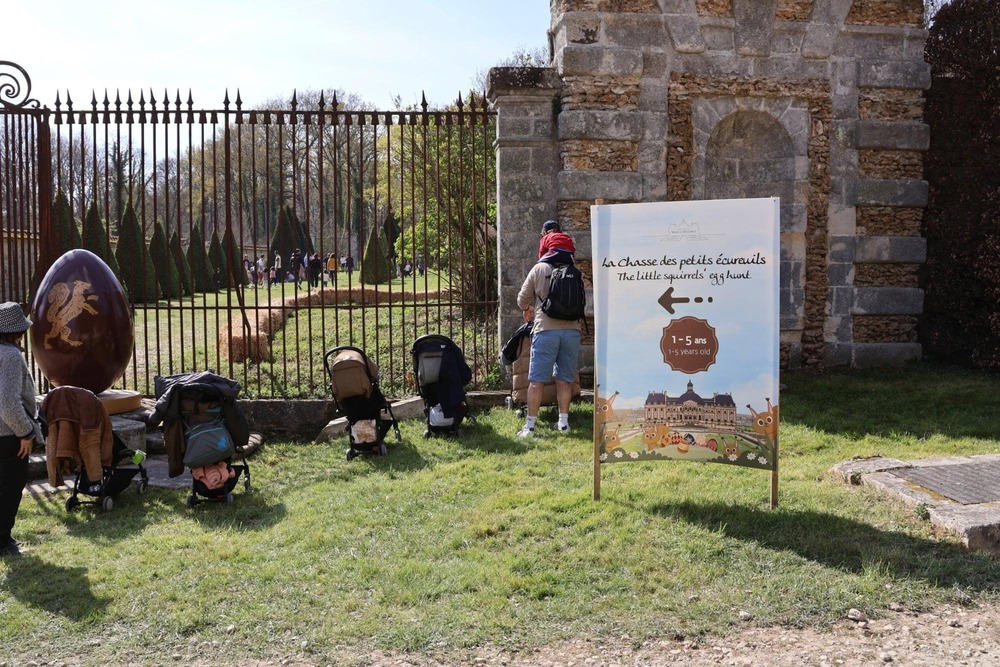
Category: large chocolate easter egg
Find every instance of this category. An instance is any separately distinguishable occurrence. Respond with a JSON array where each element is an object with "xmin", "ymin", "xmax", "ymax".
[{"xmin": 30, "ymin": 249, "xmax": 134, "ymax": 394}]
